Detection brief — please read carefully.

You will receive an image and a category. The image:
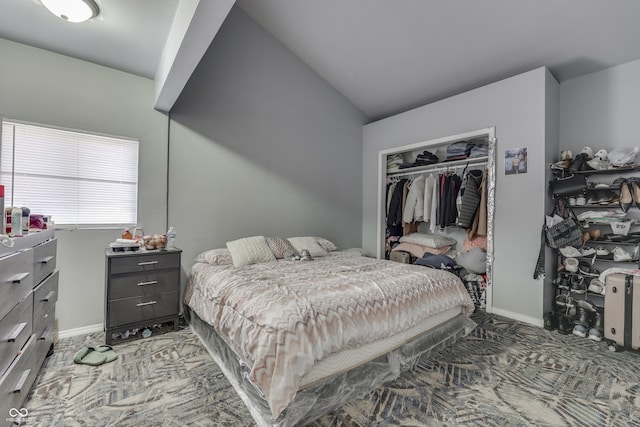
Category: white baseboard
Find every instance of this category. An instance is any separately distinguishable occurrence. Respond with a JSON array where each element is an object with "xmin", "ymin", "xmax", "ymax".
[
  {"xmin": 487, "ymin": 307, "xmax": 543, "ymax": 328},
  {"xmin": 58, "ymin": 323, "xmax": 104, "ymax": 339}
]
